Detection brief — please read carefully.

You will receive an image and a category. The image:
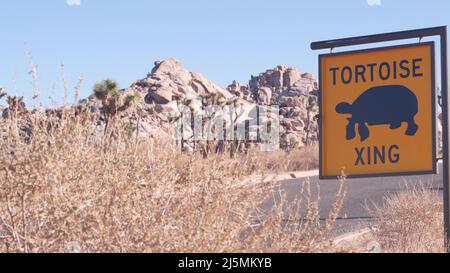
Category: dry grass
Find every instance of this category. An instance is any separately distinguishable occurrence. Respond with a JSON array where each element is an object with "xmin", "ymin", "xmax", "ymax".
[
  {"xmin": 0, "ymin": 53, "xmax": 339, "ymax": 253},
  {"xmin": 0, "ymin": 108, "xmax": 344, "ymax": 253},
  {"xmin": 257, "ymin": 145, "xmax": 319, "ymax": 173},
  {"xmin": 369, "ymin": 184, "xmax": 445, "ymax": 253}
]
